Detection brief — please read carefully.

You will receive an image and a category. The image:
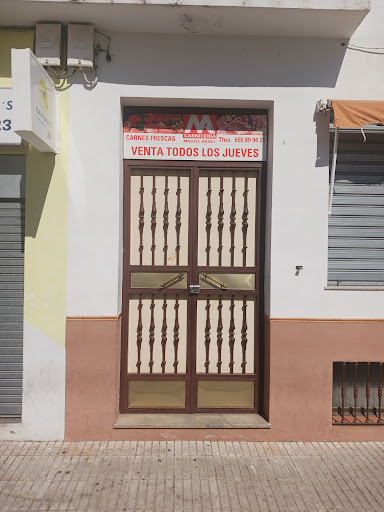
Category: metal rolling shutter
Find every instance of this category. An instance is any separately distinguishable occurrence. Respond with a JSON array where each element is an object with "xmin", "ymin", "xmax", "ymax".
[
  {"xmin": 0, "ymin": 156, "xmax": 25, "ymax": 418},
  {"xmin": 328, "ymin": 131, "xmax": 384, "ymax": 286}
]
